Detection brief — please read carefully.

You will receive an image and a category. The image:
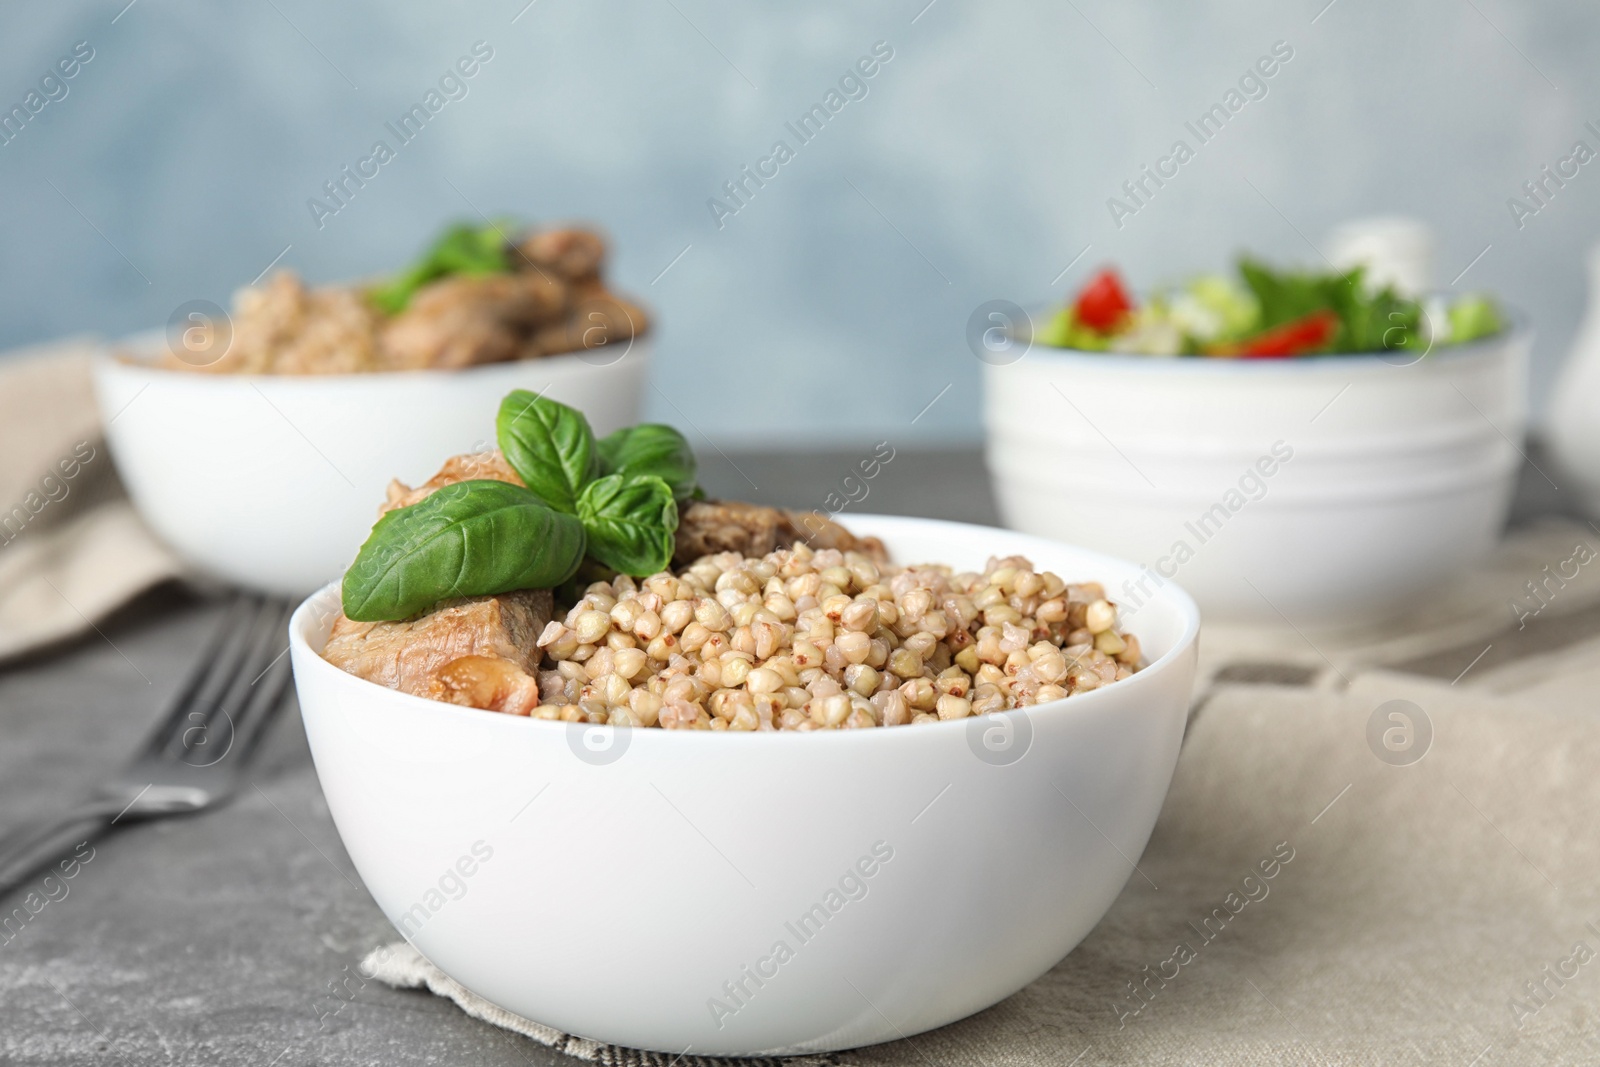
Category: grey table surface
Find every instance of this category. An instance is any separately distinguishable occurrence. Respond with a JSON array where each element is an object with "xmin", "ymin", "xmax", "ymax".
[{"xmin": 0, "ymin": 447, "xmax": 1574, "ymax": 1065}]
